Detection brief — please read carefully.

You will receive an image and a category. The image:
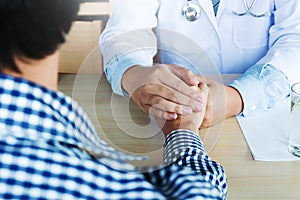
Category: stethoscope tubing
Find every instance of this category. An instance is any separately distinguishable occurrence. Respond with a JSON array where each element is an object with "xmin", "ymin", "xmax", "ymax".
[
  {"xmin": 231, "ymin": 0, "xmax": 270, "ymax": 18},
  {"xmin": 182, "ymin": 0, "xmax": 270, "ymax": 21}
]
